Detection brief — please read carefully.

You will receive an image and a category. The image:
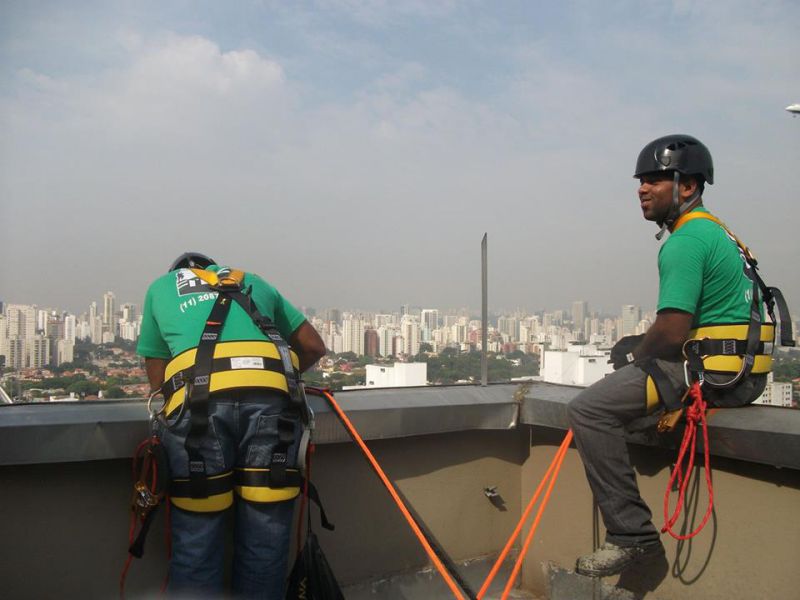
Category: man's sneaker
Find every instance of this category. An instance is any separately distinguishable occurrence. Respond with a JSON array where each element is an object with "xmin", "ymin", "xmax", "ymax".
[{"xmin": 575, "ymin": 541, "xmax": 665, "ymax": 577}]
